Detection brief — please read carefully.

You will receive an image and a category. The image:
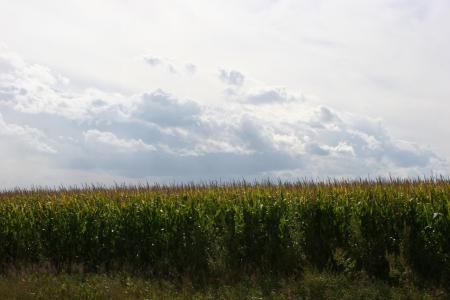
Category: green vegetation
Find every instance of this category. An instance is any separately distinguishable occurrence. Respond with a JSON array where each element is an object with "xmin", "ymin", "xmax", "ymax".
[
  {"xmin": 0, "ymin": 179, "xmax": 449, "ymax": 298},
  {"xmin": 0, "ymin": 268, "xmax": 445, "ymax": 299}
]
